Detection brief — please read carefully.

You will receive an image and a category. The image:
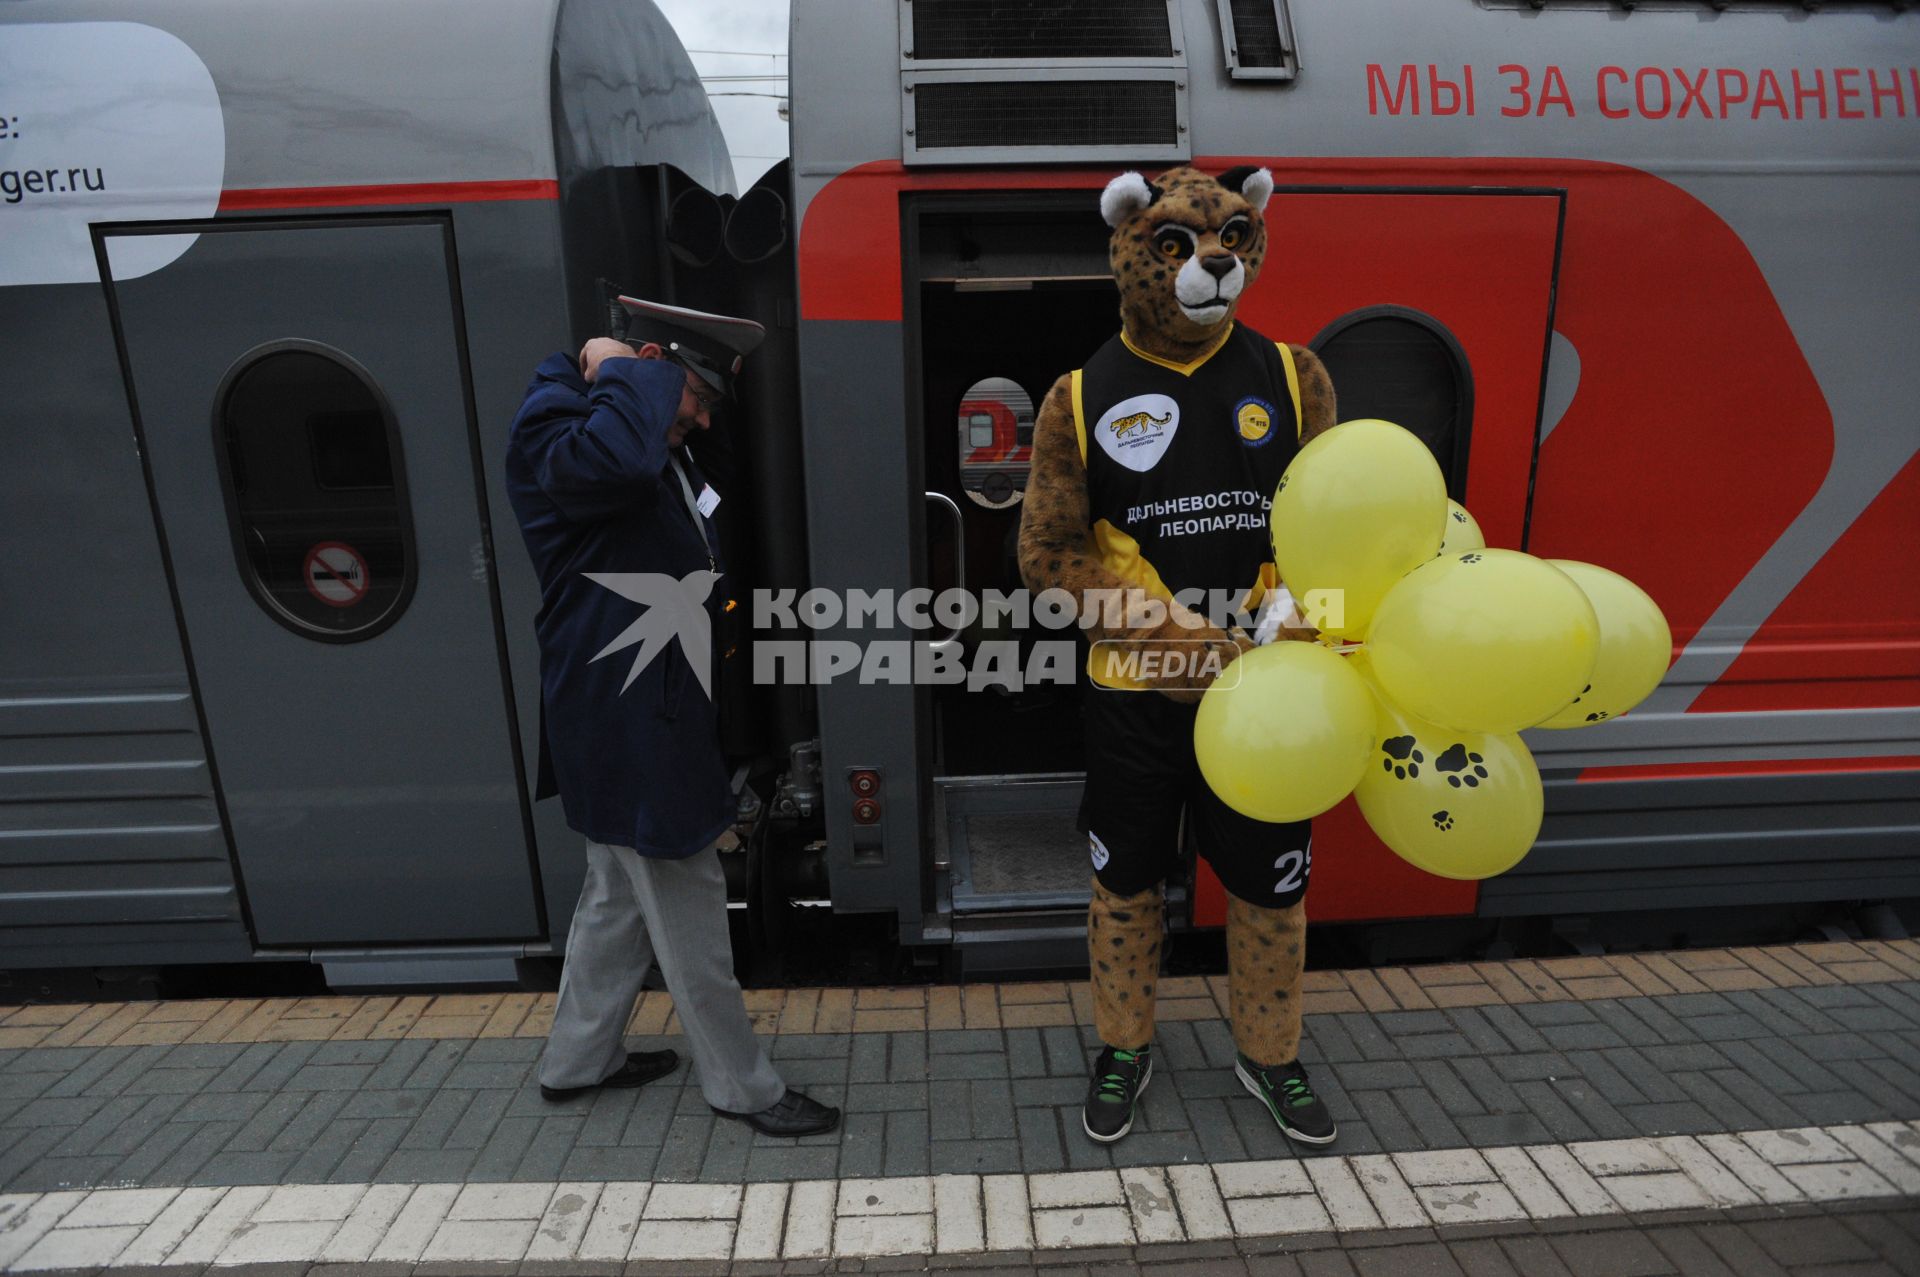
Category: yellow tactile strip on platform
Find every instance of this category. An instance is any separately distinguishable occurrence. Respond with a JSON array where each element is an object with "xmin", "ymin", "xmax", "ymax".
[{"xmin": 1, "ymin": 939, "xmax": 1915, "ymax": 1050}]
